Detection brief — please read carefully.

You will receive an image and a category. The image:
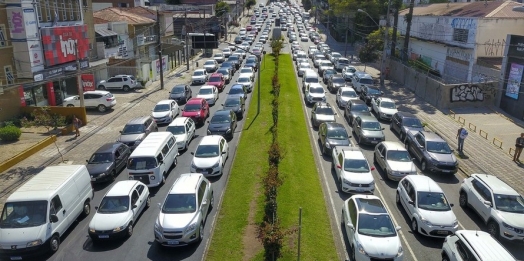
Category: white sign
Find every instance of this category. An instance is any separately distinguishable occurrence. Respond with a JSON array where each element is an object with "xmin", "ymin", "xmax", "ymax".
[{"xmin": 59, "ymin": 36, "xmax": 78, "ymax": 57}]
